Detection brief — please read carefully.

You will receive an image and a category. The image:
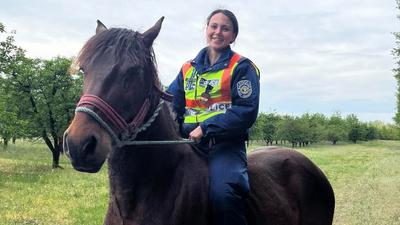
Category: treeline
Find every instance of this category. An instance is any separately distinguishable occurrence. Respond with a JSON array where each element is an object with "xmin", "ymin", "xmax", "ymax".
[
  {"xmin": 250, "ymin": 112, "xmax": 399, "ymax": 147},
  {"xmin": 0, "ymin": 22, "xmax": 82, "ymax": 168}
]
